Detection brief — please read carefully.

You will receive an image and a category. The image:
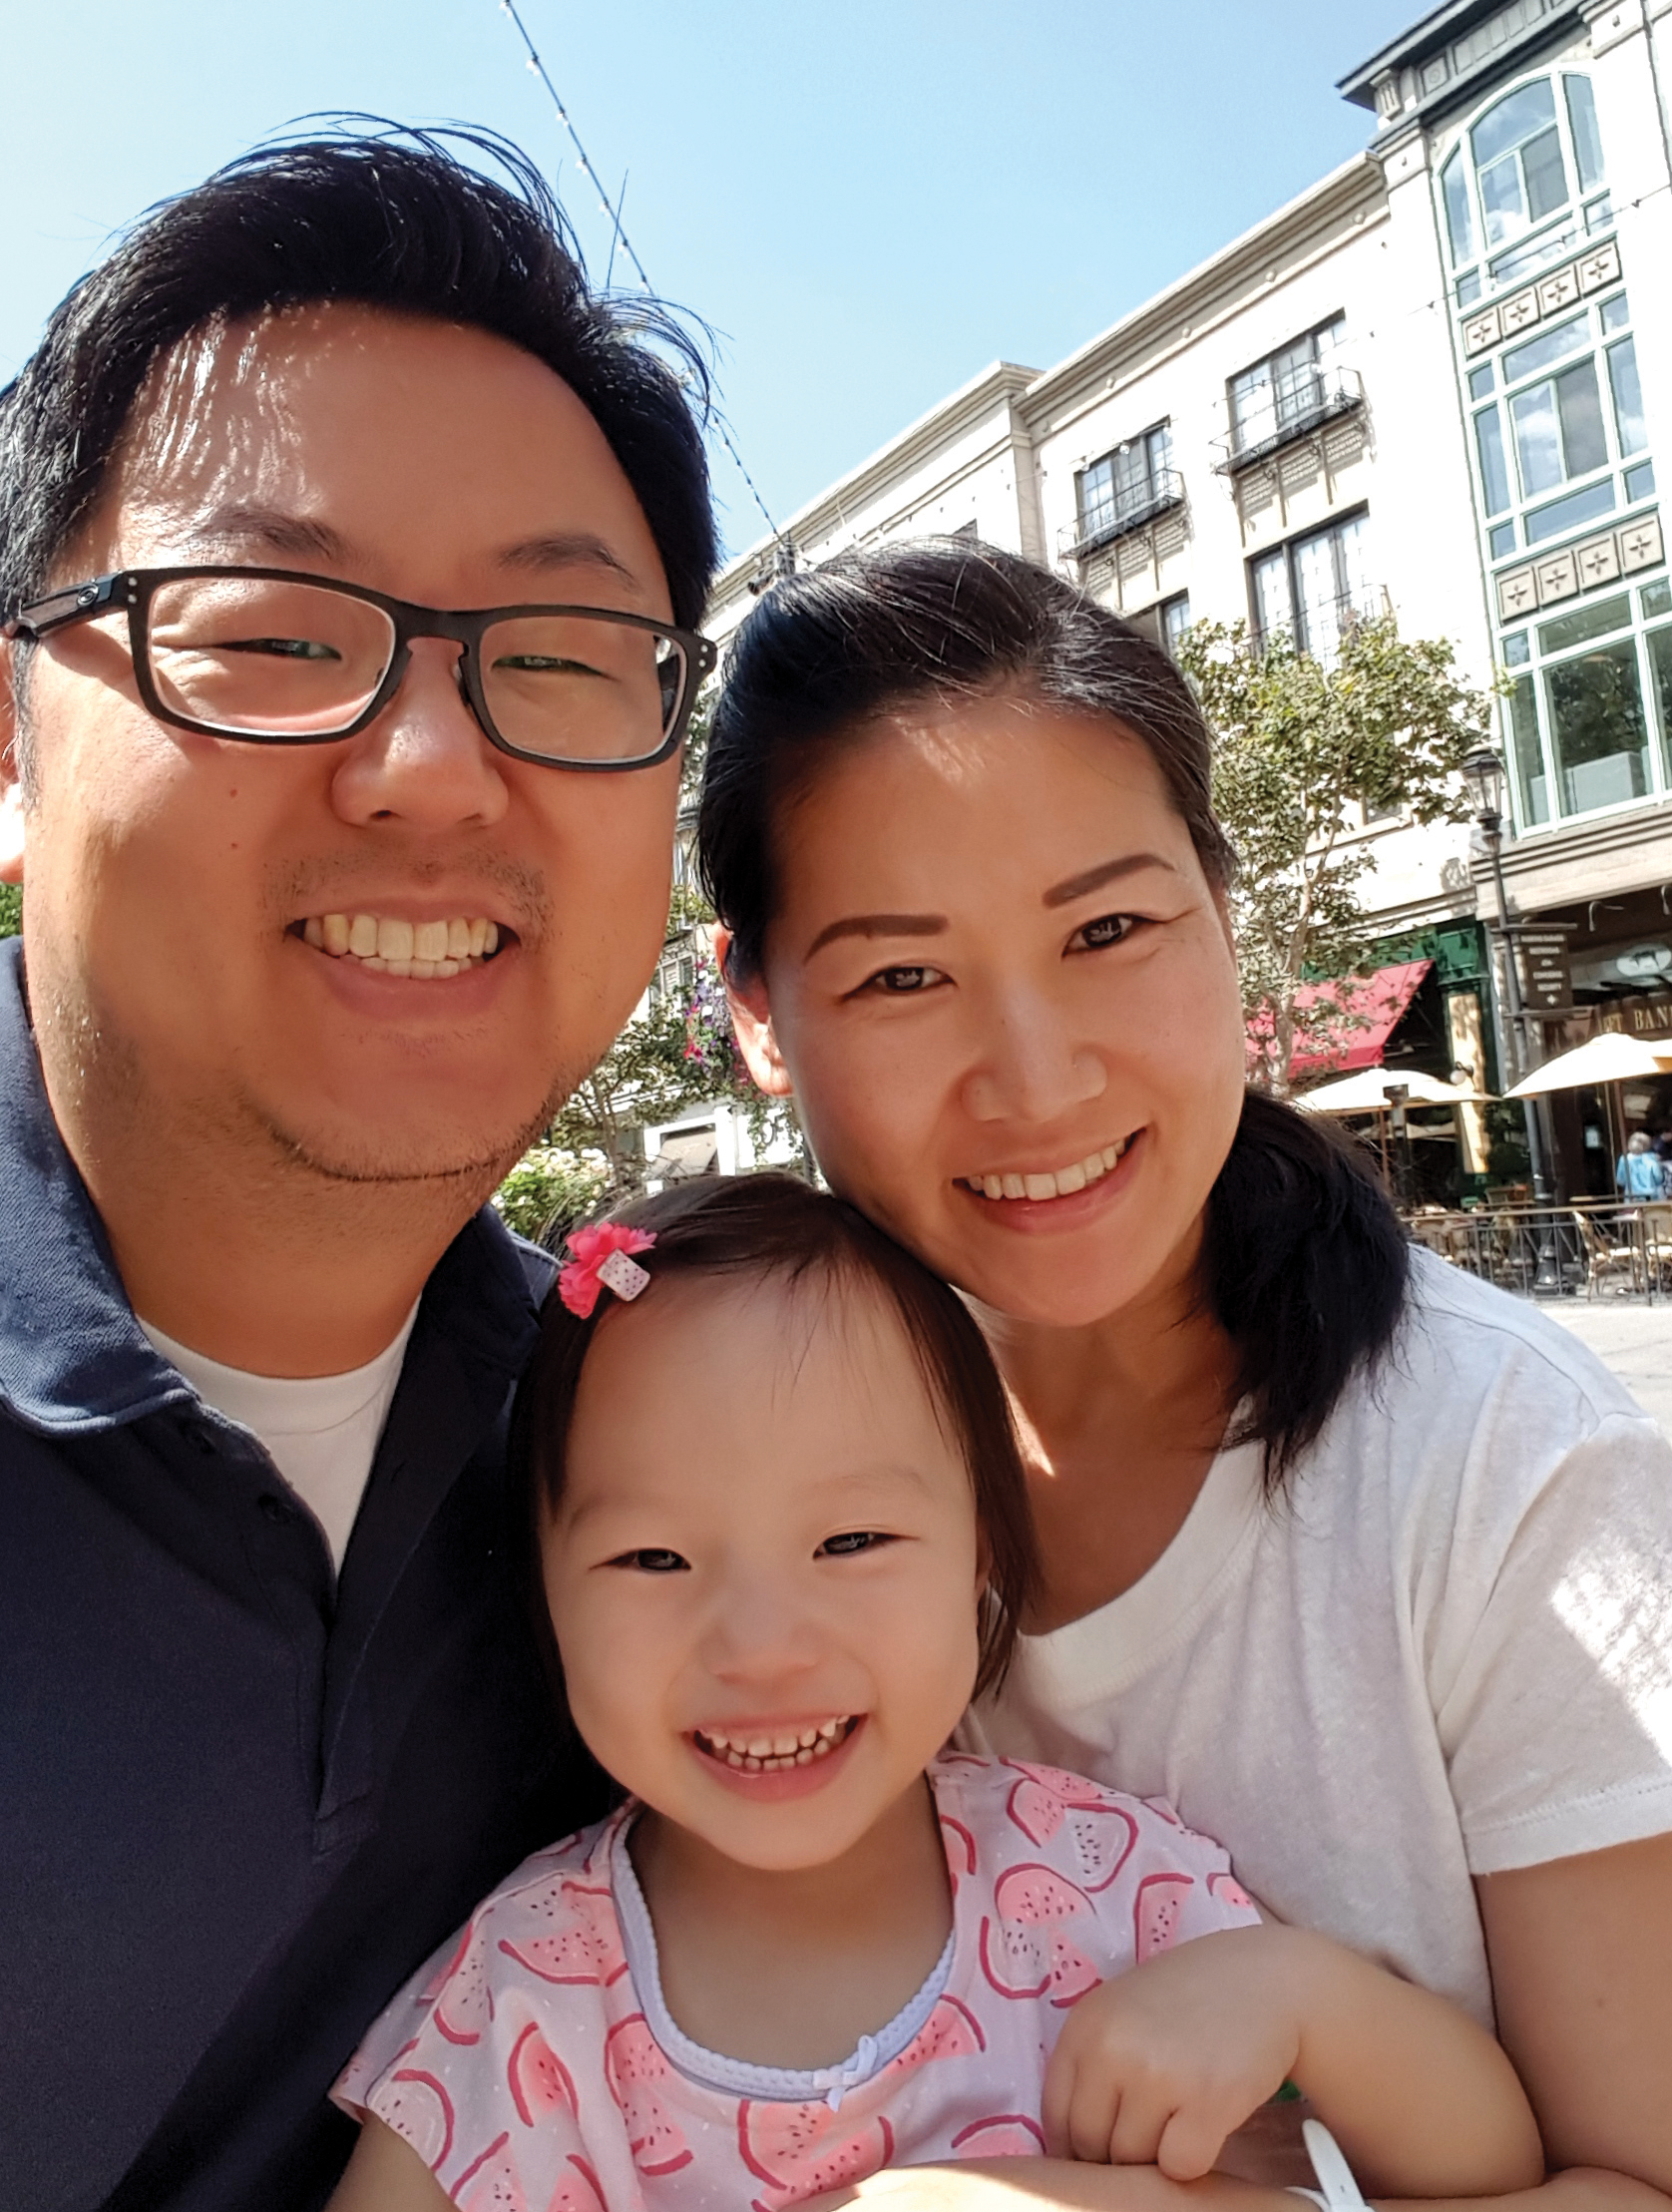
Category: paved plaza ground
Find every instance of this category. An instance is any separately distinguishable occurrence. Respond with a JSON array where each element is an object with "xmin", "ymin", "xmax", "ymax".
[{"xmin": 1535, "ymin": 1299, "xmax": 1672, "ymax": 1437}]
